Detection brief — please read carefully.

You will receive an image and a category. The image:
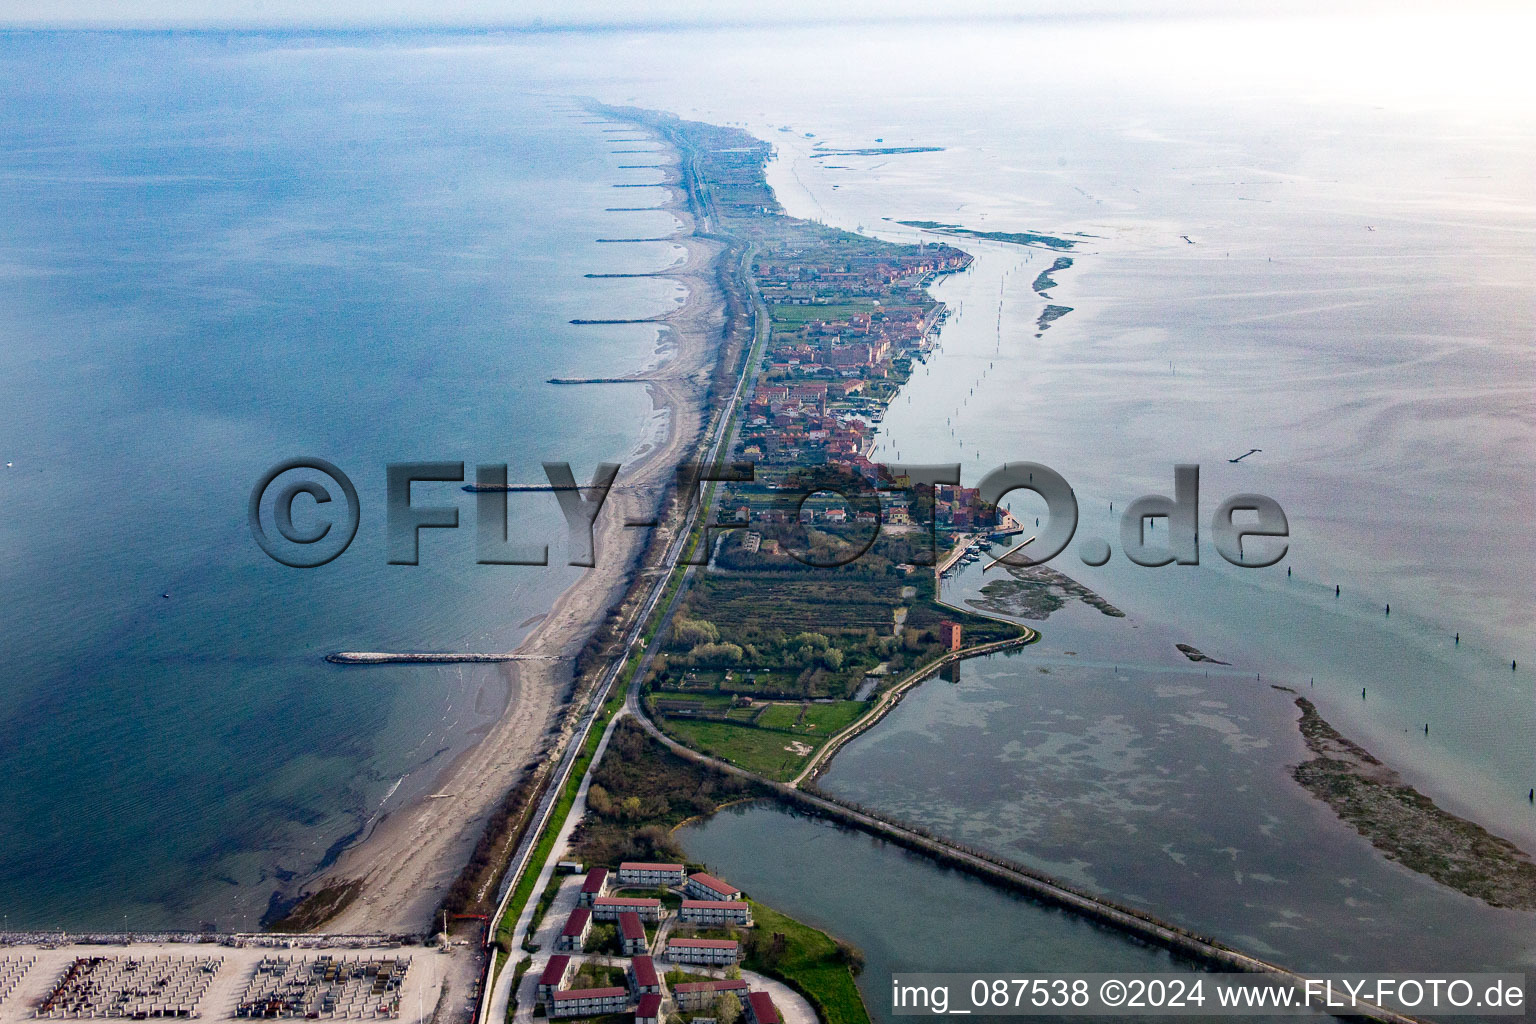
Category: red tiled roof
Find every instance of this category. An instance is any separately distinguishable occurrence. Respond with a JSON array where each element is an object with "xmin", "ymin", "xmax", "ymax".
[
  {"xmin": 561, "ymin": 908, "xmax": 591, "ymax": 937},
  {"xmin": 681, "ymin": 899, "xmax": 748, "ymax": 911},
  {"xmin": 668, "ymin": 937, "xmax": 739, "ymax": 949},
  {"xmin": 629, "ymin": 956, "xmax": 659, "ymax": 988},
  {"xmin": 552, "ymin": 987, "xmax": 627, "ymax": 1001},
  {"xmin": 581, "ymin": 867, "xmax": 609, "ymax": 893},
  {"xmin": 747, "ymin": 992, "xmax": 781, "ymax": 1024},
  {"xmin": 619, "ymin": 861, "xmax": 685, "ymax": 872},
  {"xmin": 636, "ymin": 994, "xmax": 663, "ymax": 1018},
  {"xmin": 673, "ymin": 980, "xmax": 749, "ymax": 995},
  {"xmin": 594, "ymin": 897, "xmax": 661, "ymax": 908},
  {"xmin": 539, "ymin": 955, "xmax": 570, "ymax": 987},
  {"xmin": 619, "ymin": 912, "xmax": 646, "ymax": 941},
  {"xmin": 687, "ymin": 872, "xmax": 740, "ymax": 896}
]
